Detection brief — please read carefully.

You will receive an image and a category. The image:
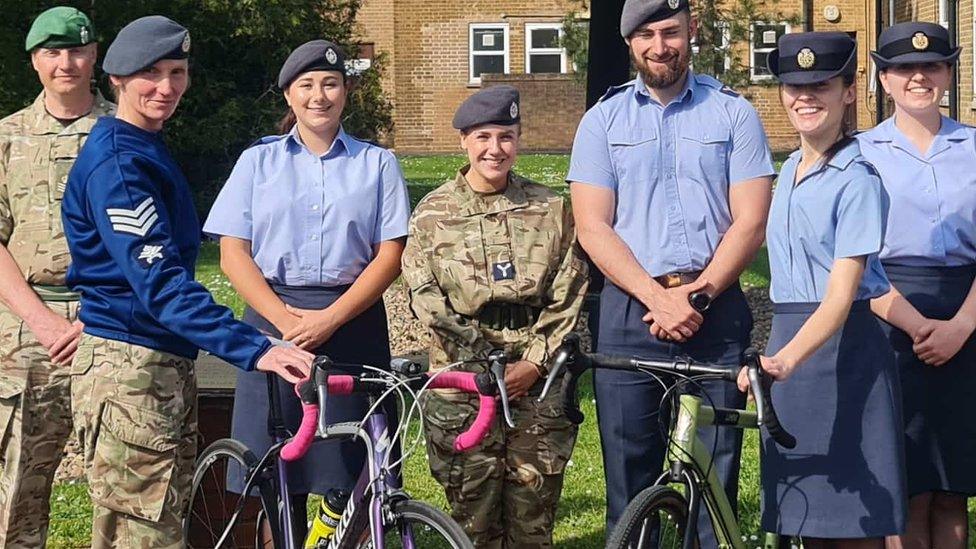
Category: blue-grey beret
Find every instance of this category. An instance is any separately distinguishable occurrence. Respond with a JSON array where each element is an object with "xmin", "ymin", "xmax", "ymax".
[
  {"xmin": 278, "ymin": 40, "xmax": 346, "ymax": 90},
  {"xmin": 871, "ymin": 22, "xmax": 960, "ymax": 69},
  {"xmin": 620, "ymin": 0, "xmax": 690, "ymax": 38},
  {"xmin": 103, "ymin": 16, "xmax": 189, "ymax": 76},
  {"xmin": 452, "ymin": 85, "xmax": 521, "ymax": 131},
  {"xmin": 768, "ymin": 32, "xmax": 857, "ymax": 85}
]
